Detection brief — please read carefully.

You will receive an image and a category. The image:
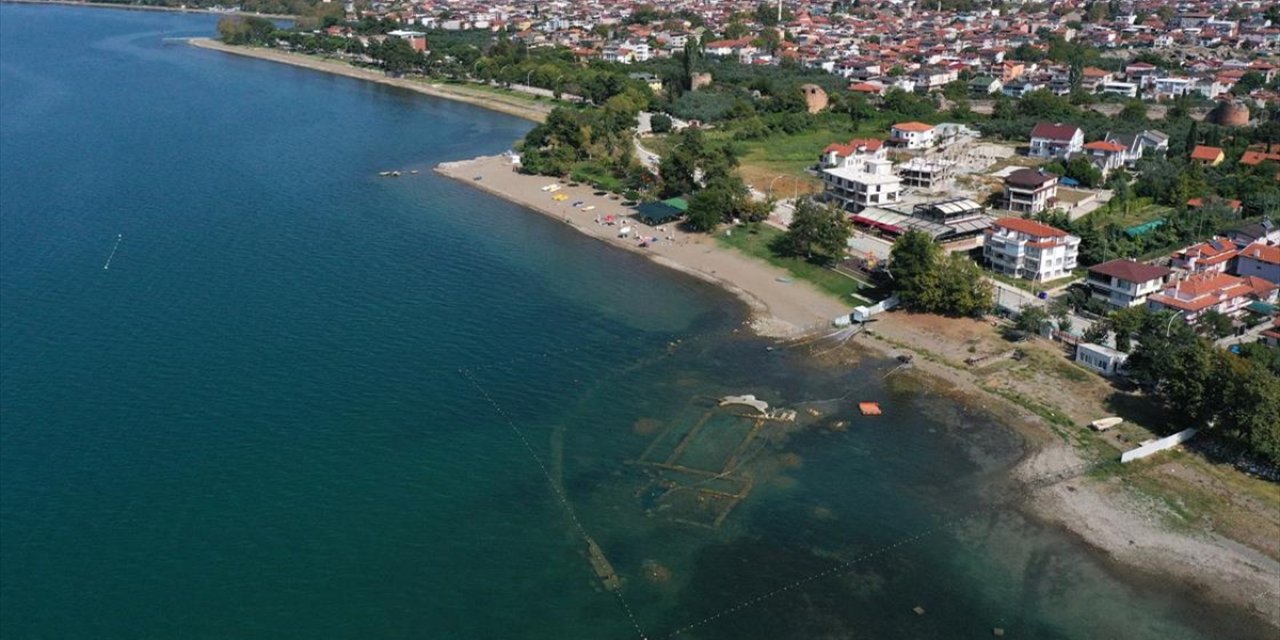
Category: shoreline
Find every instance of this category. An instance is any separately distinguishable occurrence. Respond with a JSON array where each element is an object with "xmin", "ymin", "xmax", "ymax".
[
  {"xmin": 1, "ymin": 0, "xmax": 294, "ymax": 19},
  {"xmin": 158, "ymin": 33, "xmax": 1280, "ymax": 629},
  {"xmin": 188, "ymin": 39, "xmax": 553, "ymax": 124},
  {"xmin": 437, "ymin": 155, "xmax": 1280, "ymax": 628},
  {"xmin": 435, "ymin": 155, "xmax": 851, "ymax": 338}
]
